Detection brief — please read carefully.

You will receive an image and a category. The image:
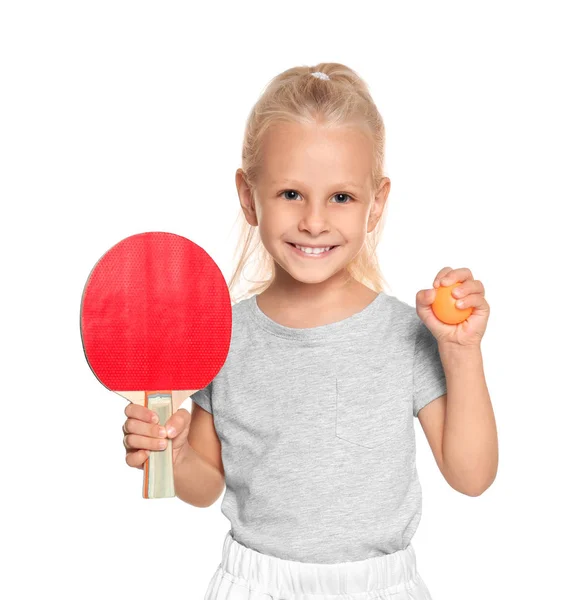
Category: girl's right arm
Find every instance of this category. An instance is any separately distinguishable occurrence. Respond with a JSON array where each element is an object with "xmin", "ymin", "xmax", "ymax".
[
  {"xmin": 123, "ymin": 403, "xmax": 225, "ymax": 508},
  {"xmin": 174, "ymin": 405, "xmax": 225, "ymax": 507}
]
